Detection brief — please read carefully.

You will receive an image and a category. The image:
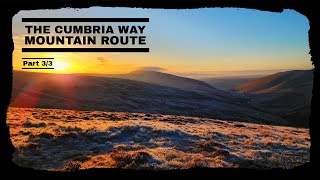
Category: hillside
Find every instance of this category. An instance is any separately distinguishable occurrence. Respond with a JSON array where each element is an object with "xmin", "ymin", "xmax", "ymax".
[
  {"xmin": 233, "ymin": 70, "xmax": 313, "ymax": 95},
  {"xmin": 233, "ymin": 70, "xmax": 313, "ymax": 127},
  {"xmin": 105, "ymin": 70, "xmax": 235, "ymax": 99},
  {"xmin": 200, "ymin": 77, "xmax": 259, "ymax": 90},
  {"xmin": 8, "ymin": 108, "xmax": 310, "ymax": 170},
  {"xmin": 11, "ymin": 71, "xmax": 286, "ymax": 125}
]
